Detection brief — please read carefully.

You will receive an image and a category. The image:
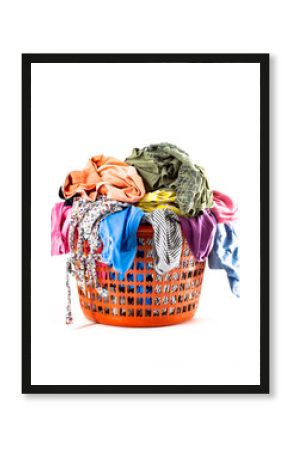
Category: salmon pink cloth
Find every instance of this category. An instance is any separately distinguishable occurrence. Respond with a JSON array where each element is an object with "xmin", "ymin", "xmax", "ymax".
[
  {"xmin": 51, "ymin": 202, "xmax": 72, "ymax": 255},
  {"xmin": 212, "ymin": 191, "xmax": 238, "ymax": 223},
  {"xmin": 63, "ymin": 155, "xmax": 145, "ymax": 203}
]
